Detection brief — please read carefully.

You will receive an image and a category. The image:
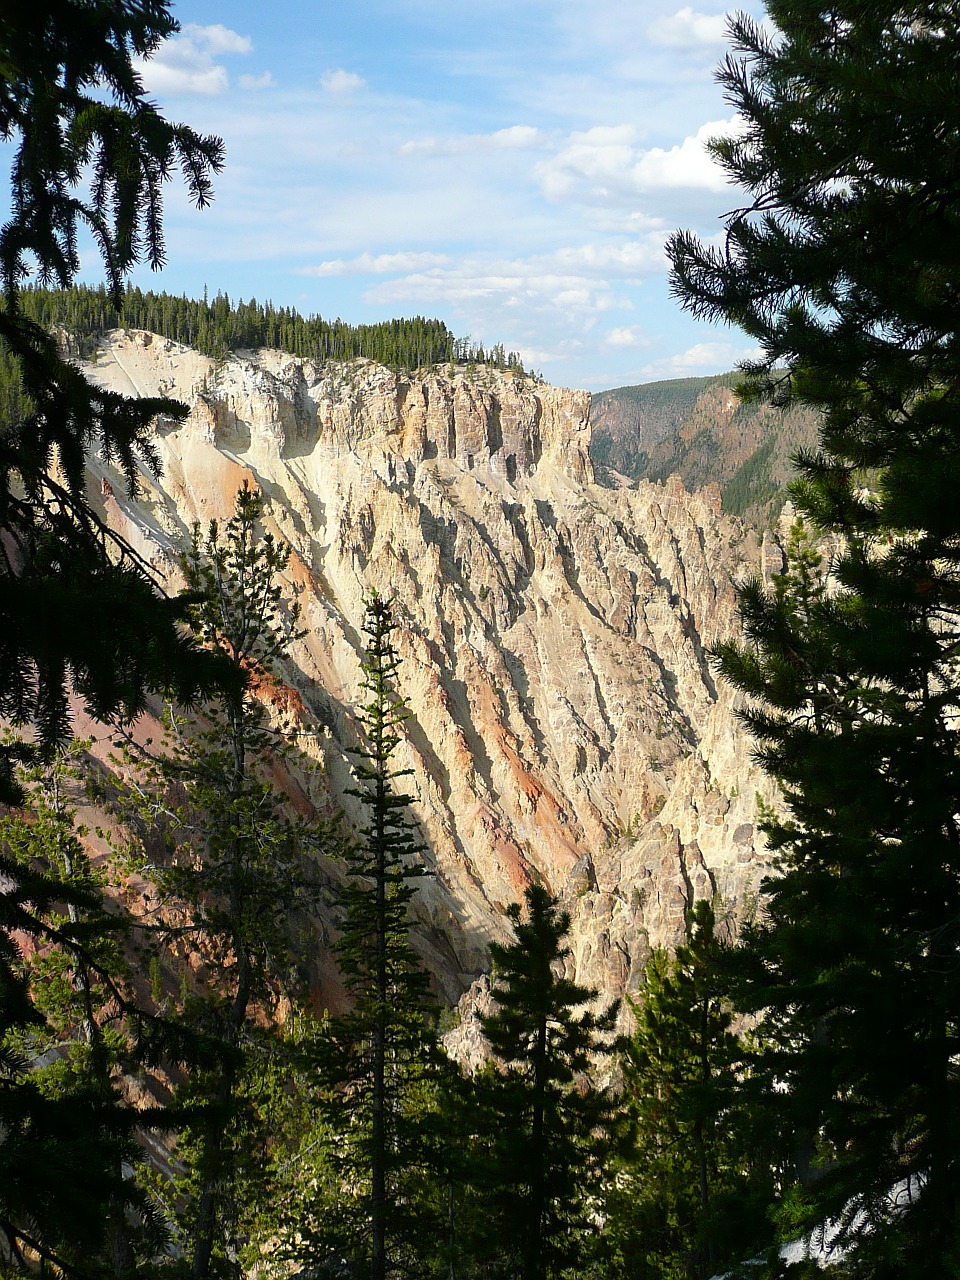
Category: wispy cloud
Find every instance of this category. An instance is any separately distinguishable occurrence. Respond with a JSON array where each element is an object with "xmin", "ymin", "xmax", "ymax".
[
  {"xmin": 546, "ymin": 241, "xmax": 668, "ymax": 273},
  {"xmin": 647, "ymin": 7, "xmax": 729, "ymax": 48},
  {"xmin": 297, "ymin": 251, "xmax": 452, "ymax": 277},
  {"xmin": 359, "ymin": 240, "xmax": 666, "ymax": 322},
  {"xmin": 399, "ymin": 125, "xmax": 544, "ymax": 157},
  {"xmin": 238, "ymin": 71, "xmax": 276, "ymax": 91},
  {"xmin": 135, "ymin": 23, "xmax": 252, "ymax": 96},
  {"xmin": 194, "ymin": 24, "xmax": 253, "ymax": 55},
  {"xmin": 371, "ymin": 270, "xmax": 617, "ymax": 314},
  {"xmin": 642, "ymin": 340, "xmax": 762, "ymax": 377},
  {"xmin": 604, "ymin": 325, "xmax": 652, "ymax": 348},
  {"xmin": 320, "ymin": 68, "xmax": 367, "ymax": 95}
]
